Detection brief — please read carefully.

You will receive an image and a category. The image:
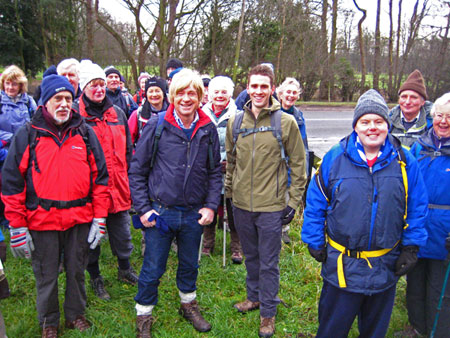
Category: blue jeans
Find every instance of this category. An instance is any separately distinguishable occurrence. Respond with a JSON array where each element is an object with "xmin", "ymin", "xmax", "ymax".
[{"xmin": 135, "ymin": 202, "xmax": 204, "ymax": 306}]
